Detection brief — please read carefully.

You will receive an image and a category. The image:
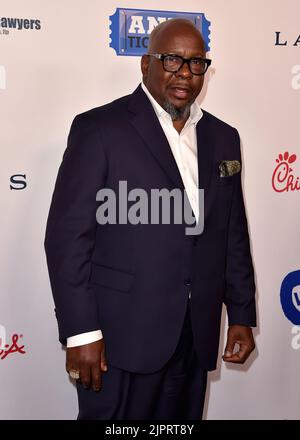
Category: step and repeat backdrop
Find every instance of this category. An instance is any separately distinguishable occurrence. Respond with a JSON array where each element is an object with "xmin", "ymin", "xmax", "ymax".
[{"xmin": 0, "ymin": 0, "xmax": 299, "ymax": 420}]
